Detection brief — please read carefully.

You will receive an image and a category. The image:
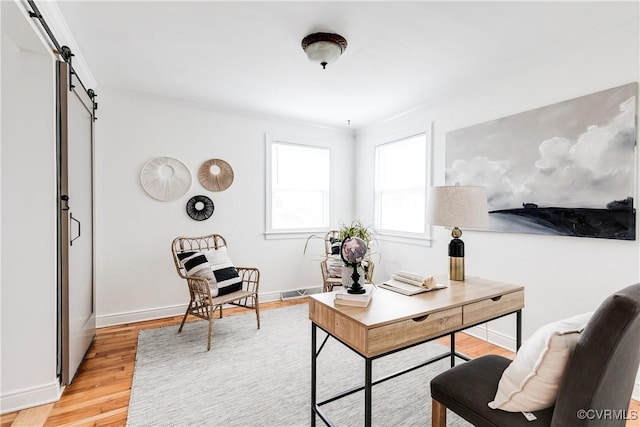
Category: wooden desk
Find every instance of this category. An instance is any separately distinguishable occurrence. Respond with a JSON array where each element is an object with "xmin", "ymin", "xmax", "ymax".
[{"xmin": 309, "ymin": 276, "xmax": 524, "ymax": 427}]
